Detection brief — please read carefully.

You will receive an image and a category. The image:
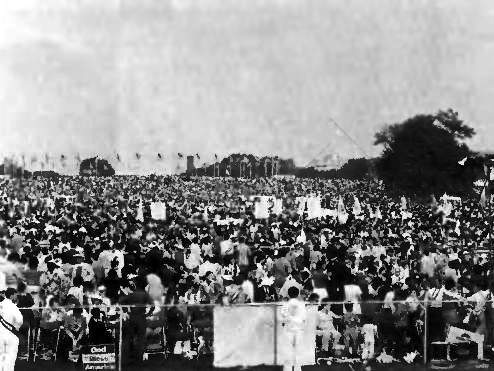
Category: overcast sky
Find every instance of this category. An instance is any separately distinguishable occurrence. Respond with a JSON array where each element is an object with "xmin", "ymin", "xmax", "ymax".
[{"xmin": 1, "ymin": 0, "xmax": 494, "ymax": 174}]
